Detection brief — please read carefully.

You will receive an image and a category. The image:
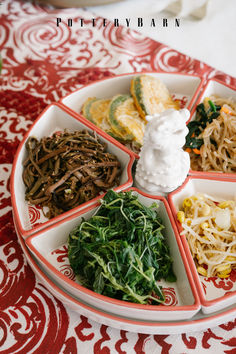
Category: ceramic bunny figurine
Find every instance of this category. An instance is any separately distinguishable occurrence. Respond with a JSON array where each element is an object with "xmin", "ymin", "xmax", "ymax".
[{"xmin": 135, "ymin": 108, "xmax": 190, "ymax": 195}]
